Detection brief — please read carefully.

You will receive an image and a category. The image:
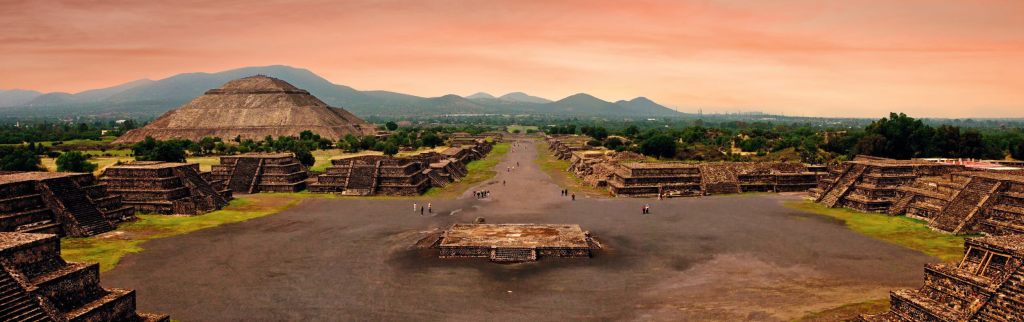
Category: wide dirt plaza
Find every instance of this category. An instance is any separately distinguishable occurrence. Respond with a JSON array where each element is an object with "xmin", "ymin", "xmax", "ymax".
[{"xmin": 104, "ymin": 138, "xmax": 932, "ymax": 321}]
